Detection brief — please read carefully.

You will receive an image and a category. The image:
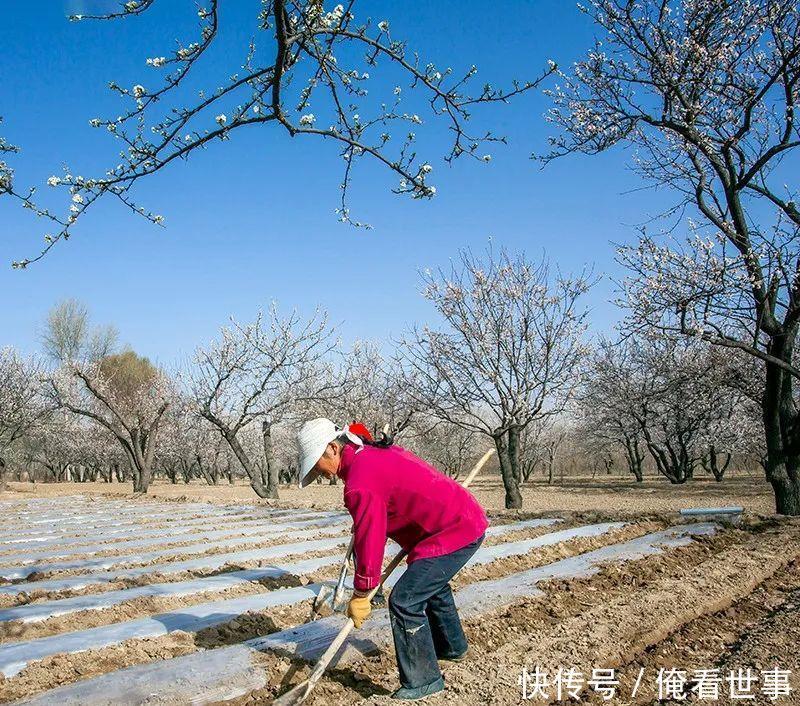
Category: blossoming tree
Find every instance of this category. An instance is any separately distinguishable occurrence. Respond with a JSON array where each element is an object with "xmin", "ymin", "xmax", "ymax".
[
  {"xmin": 0, "ymin": 348, "xmax": 49, "ymax": 489},
  {"xmin": 579, "ymin": 334, "xmax": 762, "ymax": 484},
  {"xmin": 48, "ymin": 351, "xmax": 173, "ymax": 493},
  {"xmin": 403, "ymin": 247, "xmax": 594, "ymax": 508},
  {"xmin": 189, "ymin": 304, "xmax": 337, "ymax": 498},
  {"xmin": 40, "ymin": 298, "xmax": 170, "ymax": 493},
  {"xmin": 402, "ymin": 416, "xmax": 483, "ymax": 481},
  {"xmin": 575, "ymin": 339, "xmax": 647, "ymax": 481},
  {"xmin": 547, "ymin": 0, "xmax": 800, "ymax": 513},
  {"xmin": 7, "ymin": 1, "xmax": 553, "ymax": 268},
  {"xmin": 334, "ymin": 339, "xmax": 416, "ymax": 438}
]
